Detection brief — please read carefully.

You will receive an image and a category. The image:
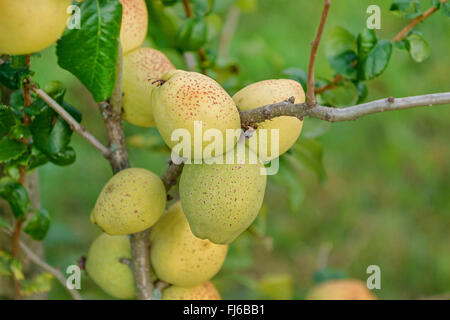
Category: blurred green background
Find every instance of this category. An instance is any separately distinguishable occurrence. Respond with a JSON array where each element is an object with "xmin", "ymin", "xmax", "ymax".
[{"xmin": 29, "ymin": 0, "xmax": 449, "ymax": 299}]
